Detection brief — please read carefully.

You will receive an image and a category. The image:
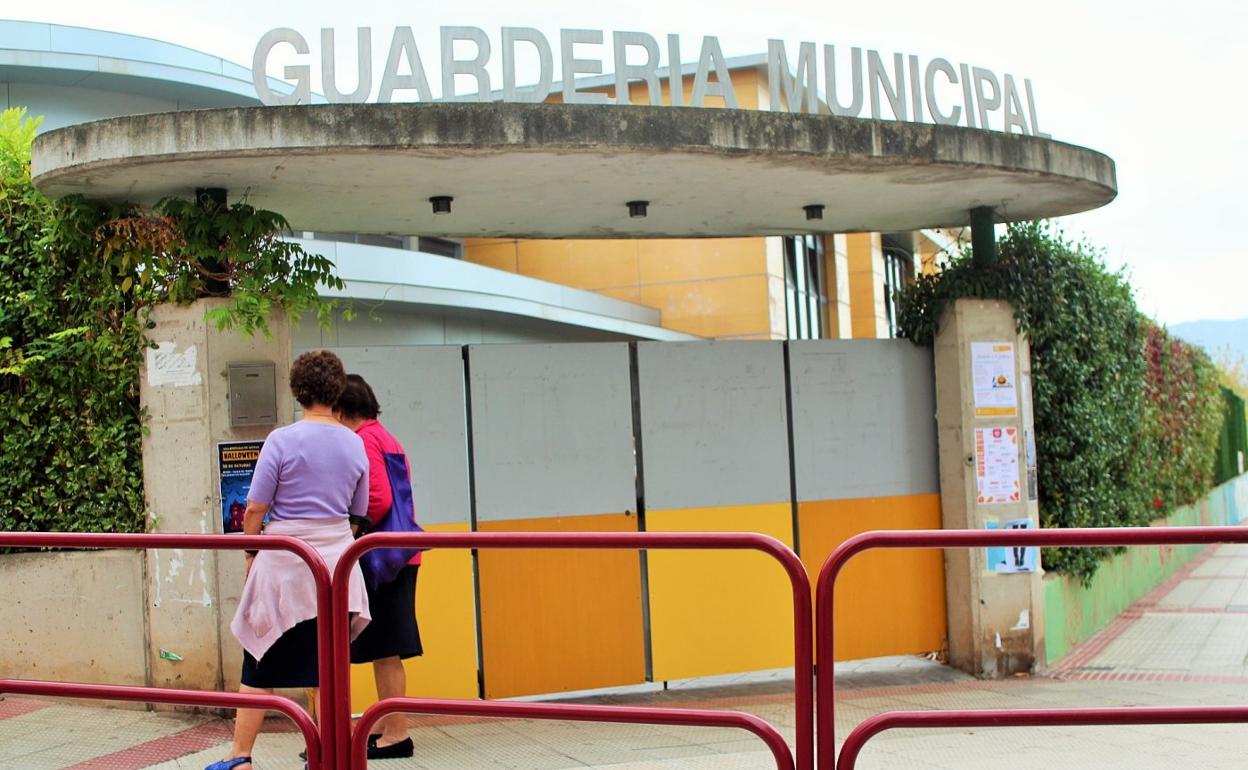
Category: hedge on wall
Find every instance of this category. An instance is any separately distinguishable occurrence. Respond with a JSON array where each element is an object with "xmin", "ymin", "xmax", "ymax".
[
  {"xmin": 896, "ymin": 220, "xmax": 1224, "ymax": 581},
  {"xmin": 1214, "ymin": 388, "xmax": 1247, "ymax": 484},
  {"xmin": 0, "ymin": 107, "xmax": 343, "ymax": 535},
  {"xmin": 0, "ymin": 109, "xmax": 146, "ymax": 533}
]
